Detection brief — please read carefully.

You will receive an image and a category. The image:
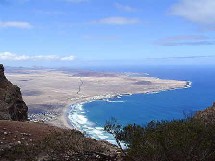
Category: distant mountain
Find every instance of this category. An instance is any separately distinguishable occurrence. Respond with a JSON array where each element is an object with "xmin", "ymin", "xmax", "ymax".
[{"xmin": 0, "ymin": 64, "xmax": 28, "ymax": 121}]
